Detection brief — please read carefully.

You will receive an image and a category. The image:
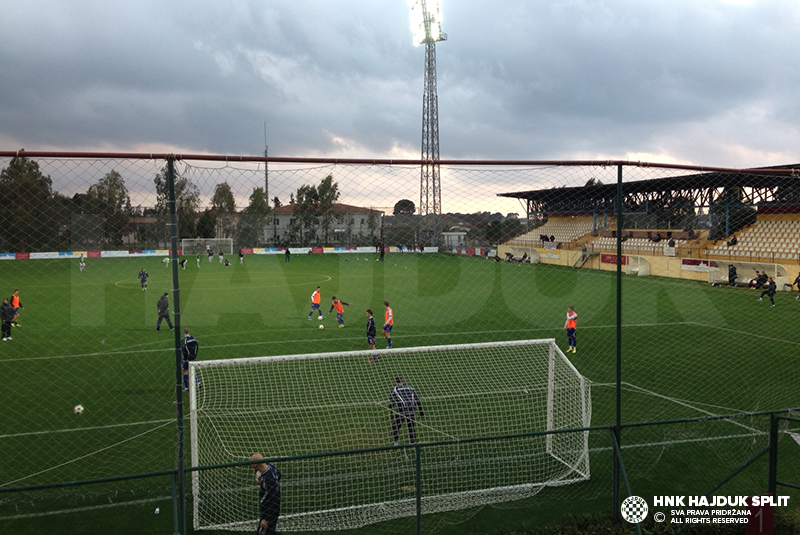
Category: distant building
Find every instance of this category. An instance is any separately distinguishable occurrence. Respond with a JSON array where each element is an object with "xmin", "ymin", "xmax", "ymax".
[{"xmin": 272, "ymin": 203, "xmax": 383, "ymax": 246}]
